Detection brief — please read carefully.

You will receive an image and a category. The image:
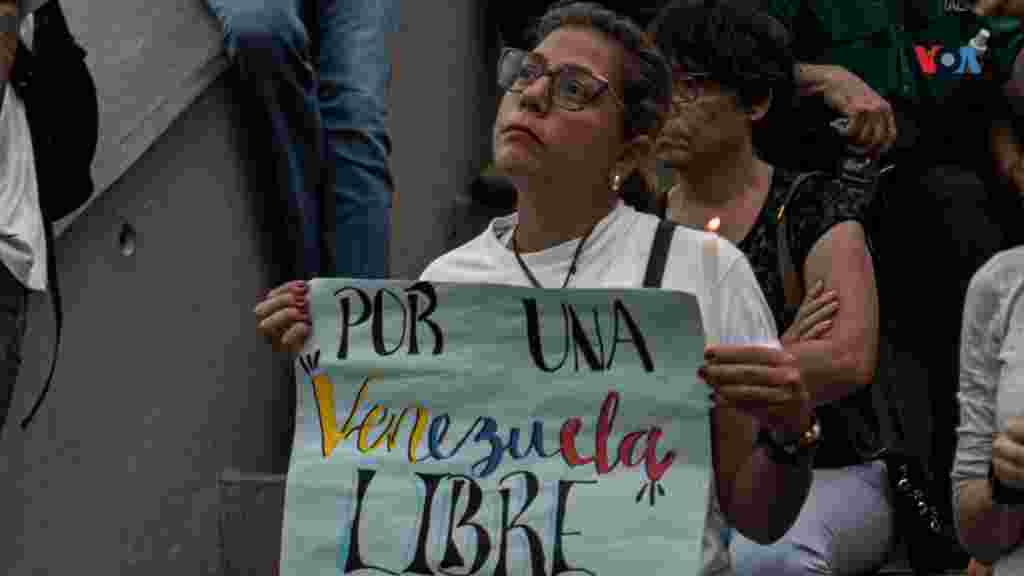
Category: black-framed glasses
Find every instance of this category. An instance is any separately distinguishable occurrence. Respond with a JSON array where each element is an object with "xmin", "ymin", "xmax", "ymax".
[
  {"xmin": 497, "ymin": 48, "xmax": 624, "ymax": 111},
  {"xmin": 671, "ymin": 72, "xmax": 712, "ymax": 108}
]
